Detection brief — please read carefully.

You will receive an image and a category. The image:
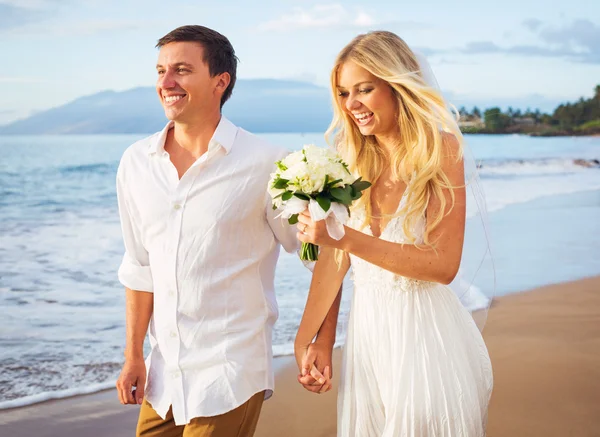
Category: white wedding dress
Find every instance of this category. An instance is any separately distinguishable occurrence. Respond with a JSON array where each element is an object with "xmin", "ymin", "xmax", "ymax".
[{"xmin": 338, "ymin": 203, "xmax": 493, "ymax": 437}]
